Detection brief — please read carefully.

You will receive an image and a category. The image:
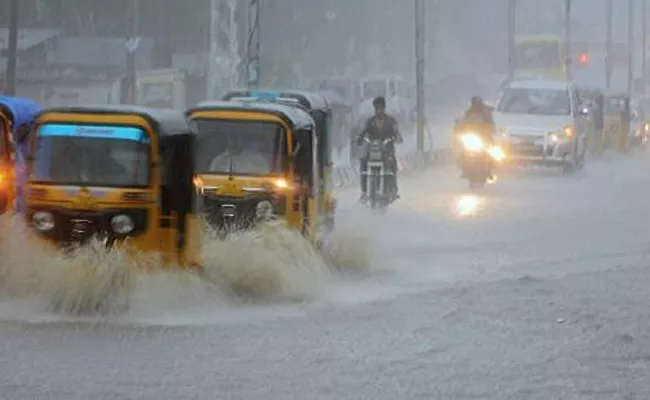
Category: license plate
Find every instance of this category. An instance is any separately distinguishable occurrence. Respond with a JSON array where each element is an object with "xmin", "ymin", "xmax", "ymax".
[
  {"xmin": 220, "ymin": 204, "xmax": 236, "ymax": 217},
  {"xmin": 517, "ymin": 141, "xmax": 536, "ymax": 147},
  {"xmin": 369, "ymin": 150, "xmax": 383, "ymax": 160}
]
